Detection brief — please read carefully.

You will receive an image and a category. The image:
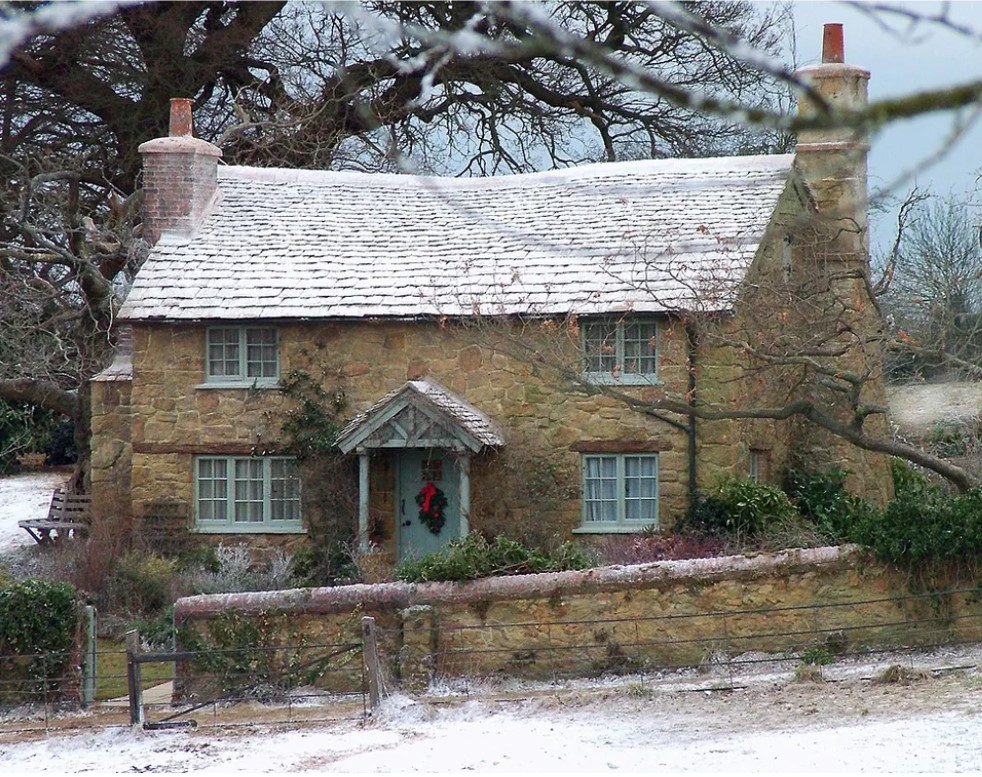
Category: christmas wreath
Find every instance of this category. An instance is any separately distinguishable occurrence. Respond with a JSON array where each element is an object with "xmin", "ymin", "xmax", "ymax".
[{"xmin": 415, "ymin": 482, "xmax": 448, "ymax": 535}]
